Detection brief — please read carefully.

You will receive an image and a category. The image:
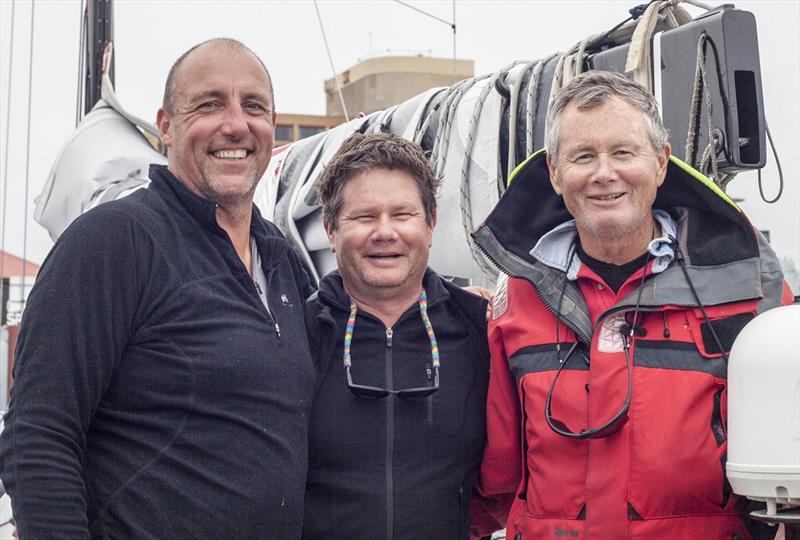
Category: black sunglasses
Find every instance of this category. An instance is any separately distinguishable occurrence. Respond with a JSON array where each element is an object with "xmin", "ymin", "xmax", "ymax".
[
  {"xmin": 343, "ymin": 291, "xmax": 441, "ymax": 400},
  {"xmin": 346, "ymin": 364, "xmax": 439, "ymax": 400},
  {"xmin": 544, "ymin": 340, "xmax": 632, "ymax": 439}
]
